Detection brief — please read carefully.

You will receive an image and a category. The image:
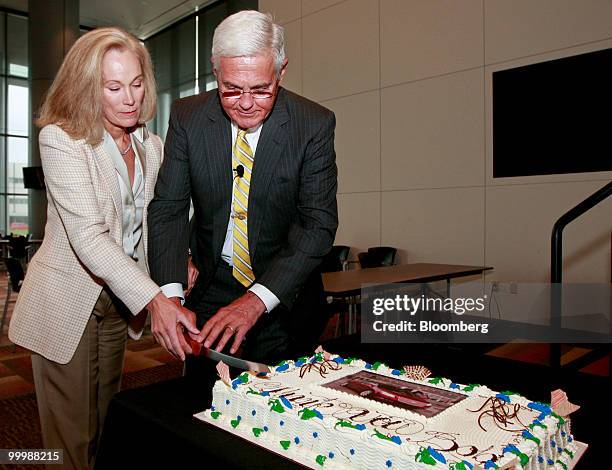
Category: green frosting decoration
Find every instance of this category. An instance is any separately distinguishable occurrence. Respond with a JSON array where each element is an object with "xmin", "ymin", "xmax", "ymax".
[
  {"xmin": 280, "ymin": 440, "xmax": 291, "ymax": 450},
  {"xmin": 428, "ymin": 377, "xmax": 445, "ymax": 385},
  {"xmin": 563, "ymin": 448, "xmax": 574, "ymax": 458},
  {"xmin": 299, "ymin": 408, "xmax": 320, "ymax": 420},
  {"xmin": 414, "ymin": 448, "xmax": 437, "ymax": 465},
  {"xmin": 372, "ymin": 429, "xmax": 399, "ymax": 444},
  {"xmin": 499, "ymin": 390, "xmax": 518, "ymax": 396},
  {"xmin": 518, "ymin": 452, "xmax": 529, "ymax": 467},
  {"xmin": 450, "ymin": 462, "xmax": 469, "ymax": 470},
  {"xmin": 371, "ymin": 361, "xmax": 384, "ymax": 371},
  {"xmin": 335, "ymin": 419, "xmax": 363, "ymax": 430},
  {"xmin": 210, "ymin": 411, "xmax": 221, "ymax": 420},
  {"xmin": 463, "ymin": 384, "xmax": 481, "ymax": 392},
  {"xmin": 529, "ymin": 421, "xmax": 547, "ymax": 430},
  {"xmin": 315, "ymin": 455, "xmax": 327, "ymax": 466},
  {"xmin": 555, "ymin": 460, "xmax": 568, "ymax": 470},
  {"xmin": 252, "ymin": 428, "xmax": 263, "ymax": 437},
  {"xmin": 551, "ymin": 412, "xmax": 566, "ymax": 425},
  {"xmin": 230, "ymin": 419, "xmax": 240, "ymax": 428},
  {"xmin": 237, "ymin": 372, "xmax": 249, "ymax": 384},
  {"xmin": 268, "ymin": 398, "xmax": 285, "ymax": 413}
]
